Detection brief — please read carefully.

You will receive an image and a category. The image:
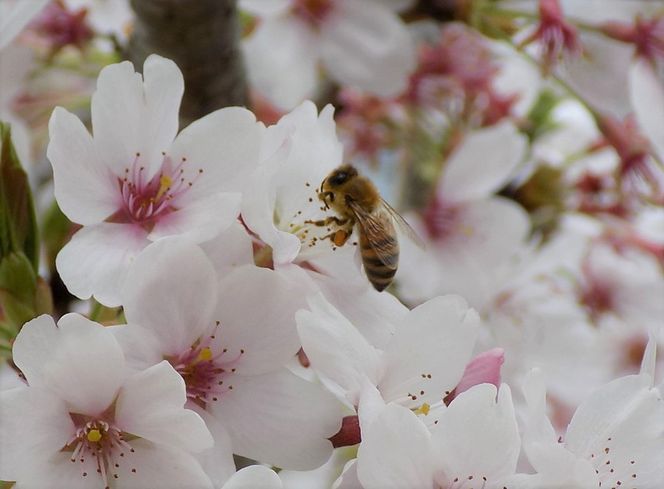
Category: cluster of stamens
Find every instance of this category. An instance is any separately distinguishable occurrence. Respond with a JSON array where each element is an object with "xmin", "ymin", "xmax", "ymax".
[
  {"xmin": 169, "ymin": 321, "xmax": 245, "ymax": 408},
  {"xmin": 64, "ymin": 416, "xmax": 137, "ymax": 489},
  {"xmin": 588, "ymin": 437, "xmax": 638, "ymax": 488},
  {"xmin": 118, "ymin": 152, "xmax": 203, "ymax": 225}
]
